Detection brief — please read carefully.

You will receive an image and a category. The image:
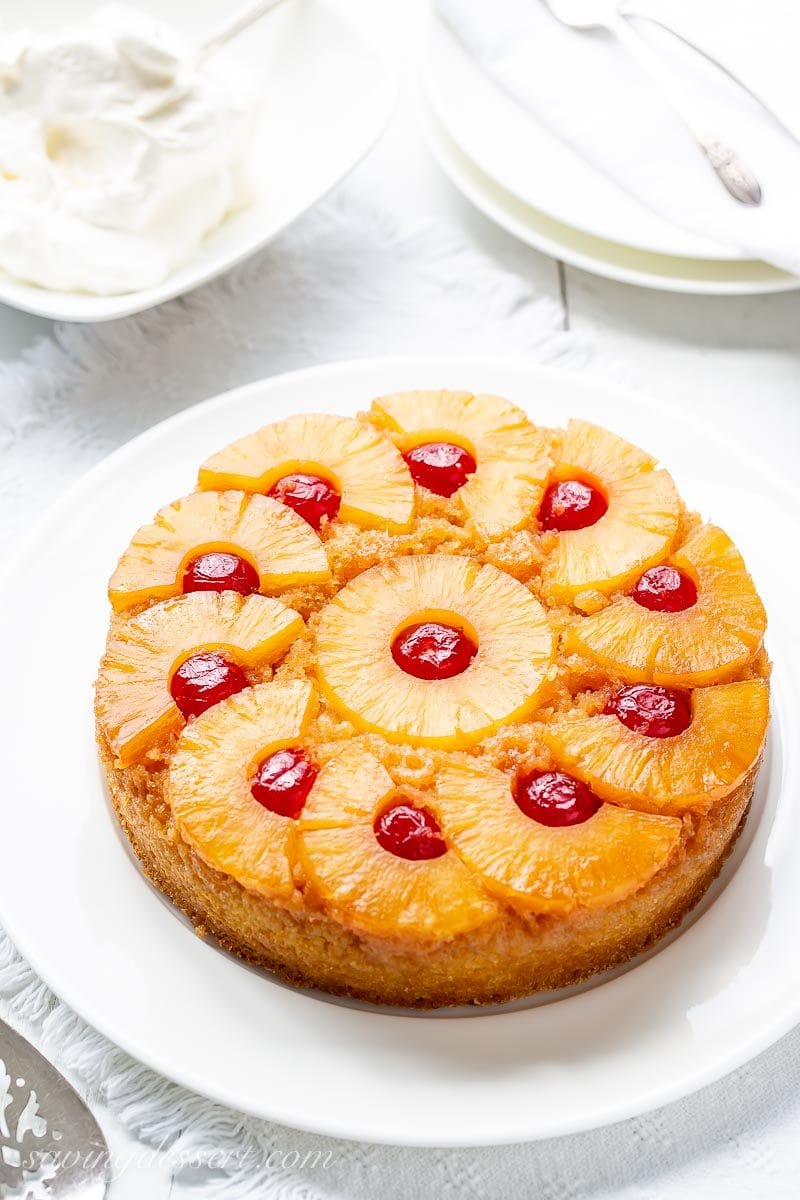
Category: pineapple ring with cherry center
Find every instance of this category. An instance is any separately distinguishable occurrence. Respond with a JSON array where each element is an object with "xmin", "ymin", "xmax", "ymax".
[
  {"xmin": 543, "ymin": 678, "xmax": 770, "ymax": 816},
  {"xmin": 370, "ymin": 389, "xmax": 554, "ymax": 540},
  {"xmin": 315, "ymin": 554, "xmax": 555, "ymax": 749},
  {"xmin": 431, "ymin": 757, "xmax": 682, "ymax": 915},
  {"xmin": 96, "ymin": 591, "xmax": 304, "ymax": 767},
  {"xmin": 108, "ymin": 490, "xmax": 331, "ymax": 613},
  {"xmin": 297, "ymin": 741, "xmax": 499, "ymax": 939},
  {"xmin": 569, "ymin": 524, "xmax": 768, "ymax": 687},
  {"xmin": 541, "ymin": 419, "xmax": 682, "ymax": 602},
  {"xmin": 198, "ymin": 412, "xmax": 415, "ymax": 533},
  {"xmin": 168, "ymin": 681, "xmax": 317, "ymax": 900}
]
